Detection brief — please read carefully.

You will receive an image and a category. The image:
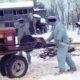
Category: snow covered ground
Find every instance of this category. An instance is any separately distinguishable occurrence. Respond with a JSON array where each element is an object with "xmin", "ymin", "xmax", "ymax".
[
  {"xmin": 1, "ymin": 49, "xmax": 80, "ymax": 80},
  {"xmin": 0, "ymin": 26, "xmax": 80, "ymax": 80},
  {"xmin": 67, "ymin": 27, "xmax": 80, "ymax": 43},
  {"xmin": 33, "ymin": 25, "xmax": 80, "ymax": 43}
]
